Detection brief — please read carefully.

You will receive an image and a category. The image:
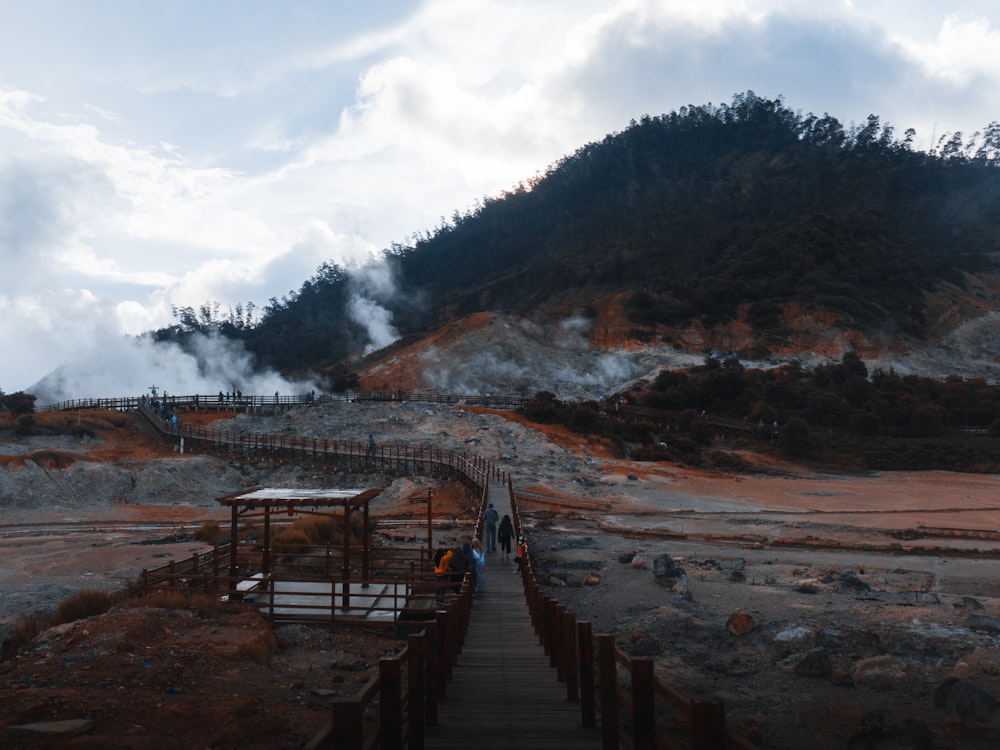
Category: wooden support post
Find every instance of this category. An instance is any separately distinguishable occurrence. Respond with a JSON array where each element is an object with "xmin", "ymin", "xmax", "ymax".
[
  {"xmin": 330, "ymin": 699, "xmax": 364, "ymax": 750},
  {"xmin": 536, "ymin": 592, "xmax": 547, "ymax": 645},
  {"xmin": 598, "ymin": 634, "xmax": 618, "ymax": 750},
  {"xmin": 408, "ymin": 633, "xmax": 426, "ymax": 748},
  {"xmin": 579, "ymin": 621, "xmax": 596, "ymax": 727},
  {"xmin": 565, "ymin": 610, "xmax": 578, "ymax": 701},
  {"xmin": 228, "ymin": 503, "xmax": 239, "ymax": 596},
  {"xmin": 437, "ymin": 610, "xmax": 453, "ymax": 689},
  {"xmin": 692, "ymin": 699, "xmax": 726, "ymax": 750},
  {"xmin": 547, "ymin": 599, "xmax": 558, "ymax": 666},
  {"xmin": 362, "ymin": 501, "xmax": 371, "ymax": 581},
  {"xmin": 263, "ymin": 503, "xmax": 271, "ymax": 576},
  {"xmin": 555, "ymin": 603, "xmax": 567, "ymax": 680},
  {"xmin": 379, "ymin": 657, "xmax": 402, "ymax": 750},
  {"xmin": 342, "ymin": 501, "xmax": 351, "ymax": 609},
  {"xmin": 631, "ymin": 658, "xmax": 655, "ymax": 750},
  {"xmin": 425, "ymin": 621, "xmax": 440, "ymax": 725}
]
